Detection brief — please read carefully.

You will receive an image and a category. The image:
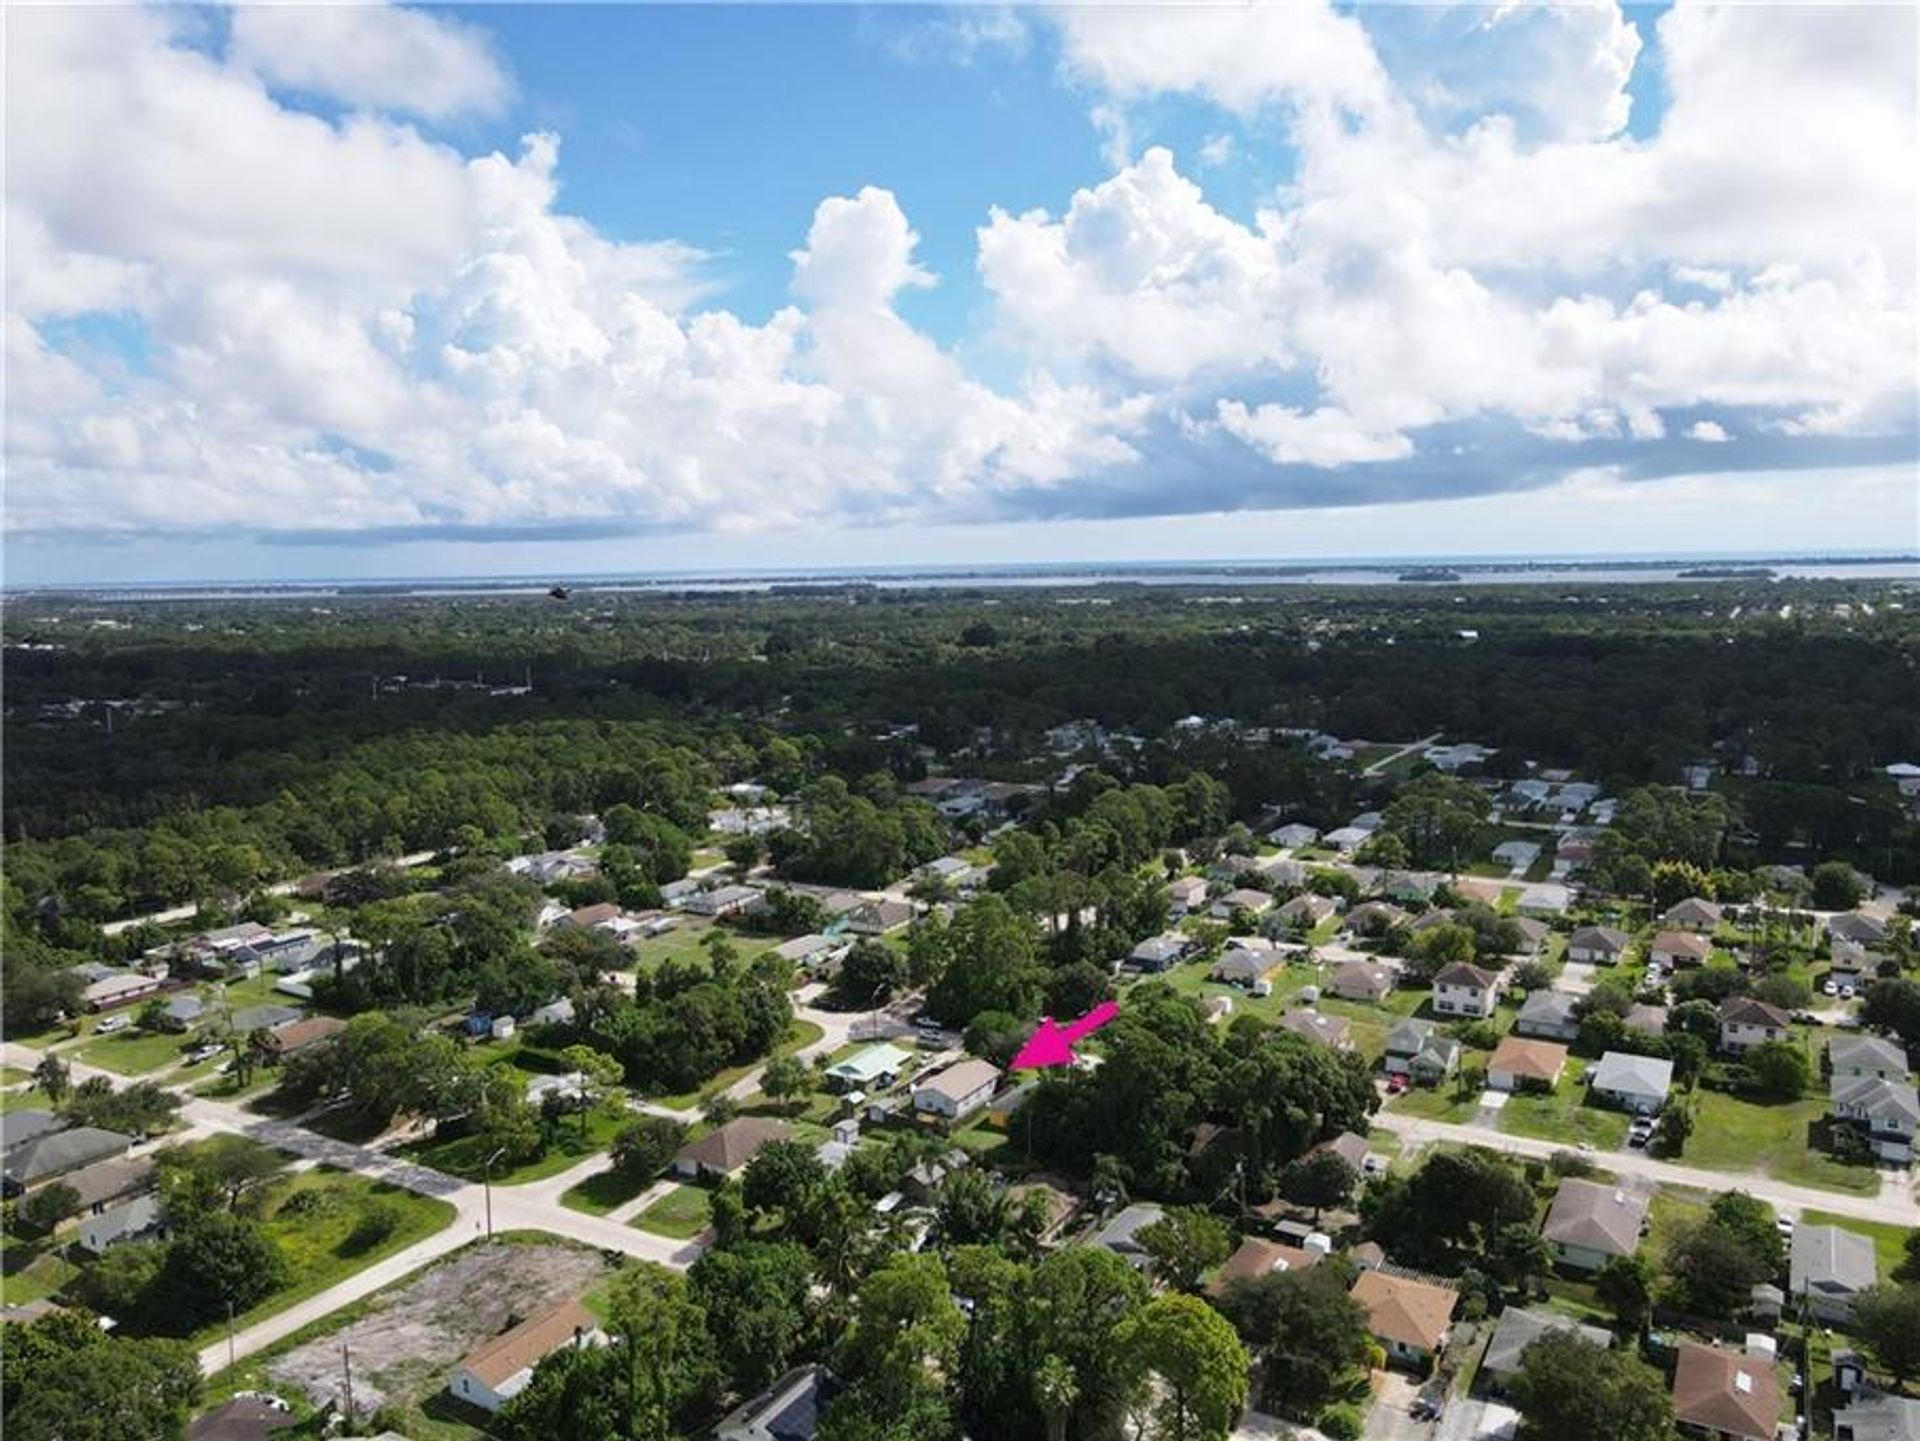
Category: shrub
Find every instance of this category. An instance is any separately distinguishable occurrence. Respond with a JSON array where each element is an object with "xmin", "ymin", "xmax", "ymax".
[
  {"xmin": 1548, "ymin": 1149, "xmax": 1596, "ymax": 1178},
  {"xmin": 1318, "ymin": 1404, "xmax": 1364, "ymax": 1440}
]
